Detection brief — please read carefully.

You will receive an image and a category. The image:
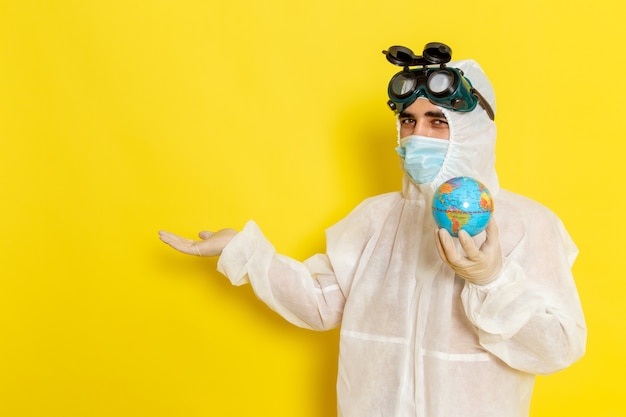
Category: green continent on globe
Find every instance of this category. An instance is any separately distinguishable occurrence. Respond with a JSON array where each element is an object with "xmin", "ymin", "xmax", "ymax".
[{"xmin": 446, "ymin": 211, "xmax": 471, "ymax": 236}]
